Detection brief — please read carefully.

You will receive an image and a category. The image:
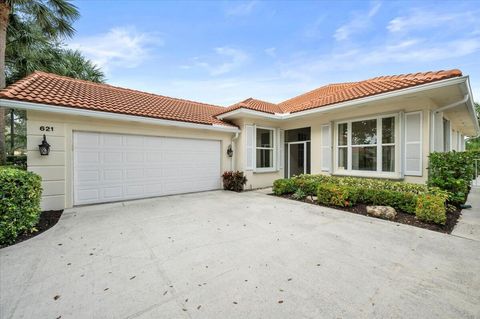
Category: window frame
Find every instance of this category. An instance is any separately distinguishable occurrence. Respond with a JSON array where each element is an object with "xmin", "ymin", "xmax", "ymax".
[
  {"xmin": 334, "ymin": 113, "xmax": 400, "ymax": 178},
  {"xmin": 255, "ymin": 126, "xmax": 276, "ymax": 172}
]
